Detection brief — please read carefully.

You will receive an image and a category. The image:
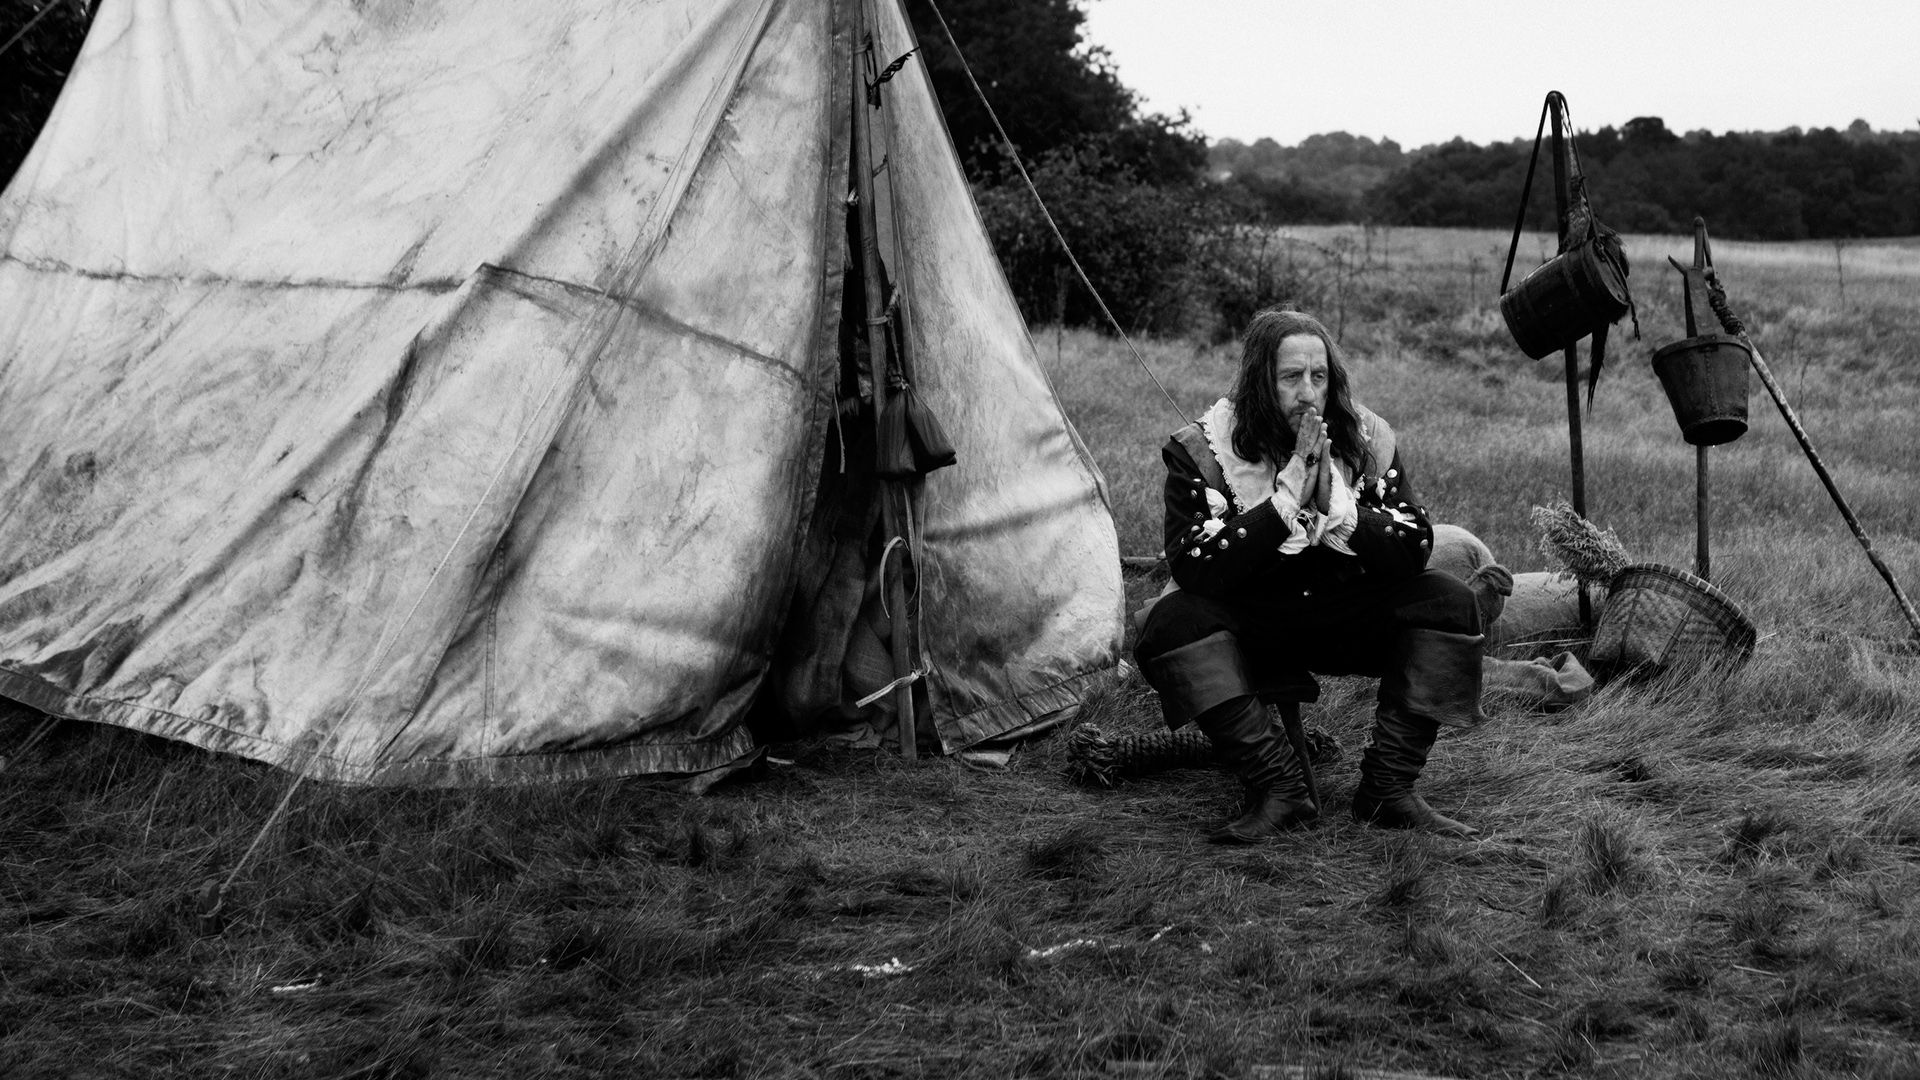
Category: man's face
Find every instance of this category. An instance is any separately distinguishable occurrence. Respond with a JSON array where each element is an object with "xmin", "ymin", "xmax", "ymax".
[{"xmin": 1273, "ymin": 334, "xmax": 1329, "ymax": 436}]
